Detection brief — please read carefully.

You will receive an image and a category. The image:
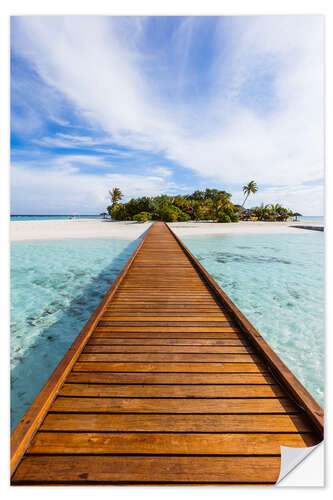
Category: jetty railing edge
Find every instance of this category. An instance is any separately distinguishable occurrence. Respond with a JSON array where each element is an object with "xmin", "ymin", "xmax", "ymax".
[
  {"xmin": 10, "ymin": 222, "xmax": 154, "ymax": 477},
  {"xmin": 166, "ymin": 223, "xmax": 324, "ymax": 437}
]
